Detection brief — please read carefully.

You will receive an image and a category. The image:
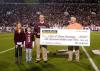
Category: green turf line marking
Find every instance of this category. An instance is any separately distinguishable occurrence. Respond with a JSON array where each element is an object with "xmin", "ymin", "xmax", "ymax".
[{"xmin": 82, "ymin": 46, "xmax": 100, "ymax": 71}]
